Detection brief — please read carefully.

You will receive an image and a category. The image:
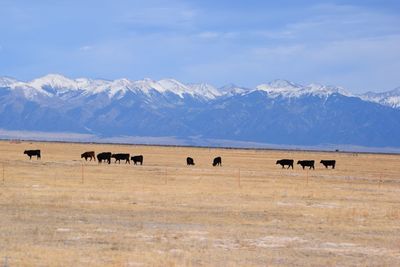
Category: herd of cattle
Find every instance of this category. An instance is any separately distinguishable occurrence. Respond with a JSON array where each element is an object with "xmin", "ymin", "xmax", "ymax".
[
  {"xmin": 276, "ymin": 159, "xmax": 336, "ymax": 169},
  {"xmin": 23, "ymin": 149, "xmax": 222, "ymax": 166},
  {"xmin": 24, "ymin": 149, "xmax": 335, "ymax": 169}
]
